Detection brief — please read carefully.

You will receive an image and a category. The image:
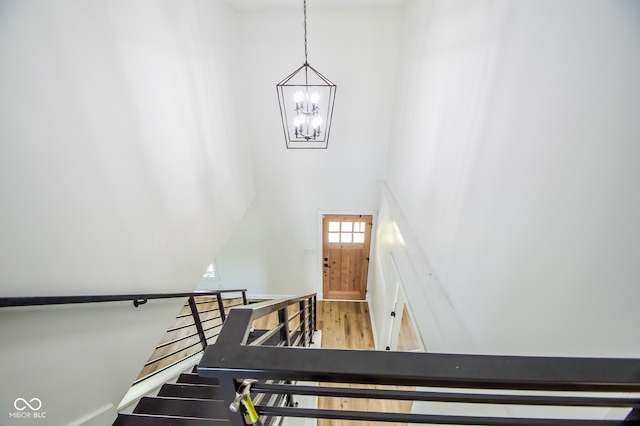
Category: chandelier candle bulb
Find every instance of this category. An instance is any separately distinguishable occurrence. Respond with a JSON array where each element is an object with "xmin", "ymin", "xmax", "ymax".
[{"xmin": 295, "ymin": 91, "xmax": 304, "ymax": 110}]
